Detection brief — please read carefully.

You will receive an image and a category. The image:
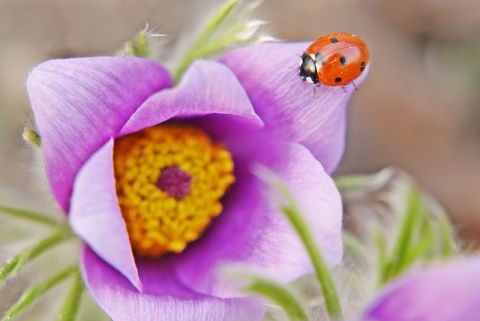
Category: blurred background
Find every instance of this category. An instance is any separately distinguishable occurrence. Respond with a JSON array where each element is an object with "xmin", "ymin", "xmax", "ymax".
[{"xmin": 1, "ymin": 0, "xmax": 480, "ymax": 244}]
